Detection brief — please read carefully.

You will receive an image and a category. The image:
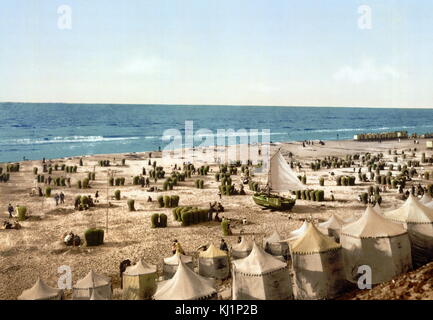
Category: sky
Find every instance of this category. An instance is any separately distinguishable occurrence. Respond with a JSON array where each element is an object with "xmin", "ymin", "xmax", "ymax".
[{"xmin": 0, "ymin": 0, "xmax": 432, "ymax": 108}]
